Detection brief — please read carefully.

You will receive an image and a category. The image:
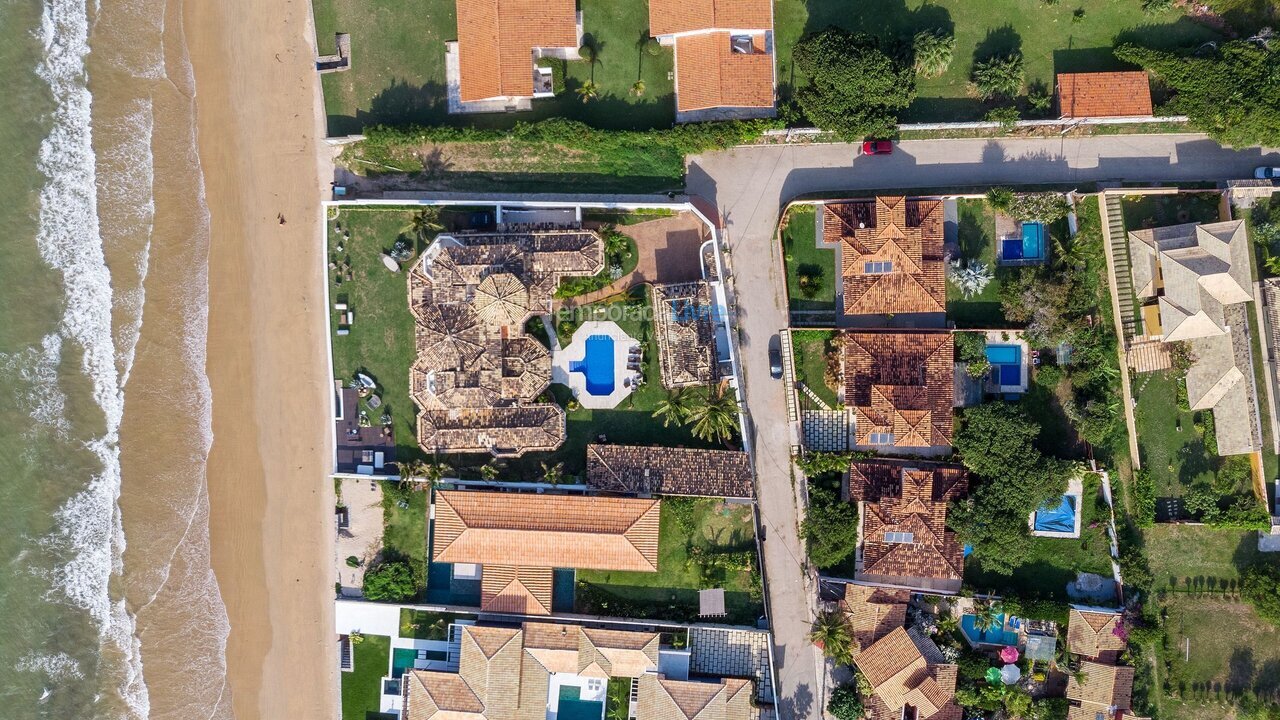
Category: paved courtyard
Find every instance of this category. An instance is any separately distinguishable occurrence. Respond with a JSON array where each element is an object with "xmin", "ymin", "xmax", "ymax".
[
  {"xmin": 335, "ymin": 477, "xmax": 385, "ymax": 597},
  {"xmin": 689, "ymin": 627, "xmax": 774, "ymax": 704}
]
